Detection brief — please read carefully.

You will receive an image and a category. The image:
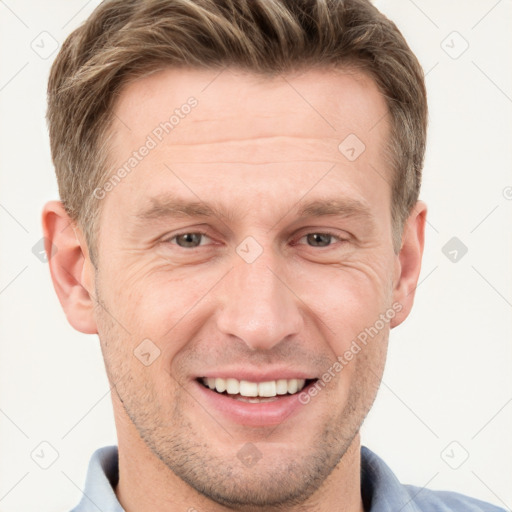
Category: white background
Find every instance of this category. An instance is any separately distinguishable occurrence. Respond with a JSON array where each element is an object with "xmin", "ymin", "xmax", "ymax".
[{"xmin": 0, "ymin": 1, "xmax": 511, "ymax": 511}]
